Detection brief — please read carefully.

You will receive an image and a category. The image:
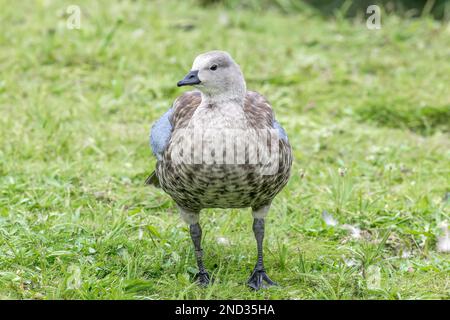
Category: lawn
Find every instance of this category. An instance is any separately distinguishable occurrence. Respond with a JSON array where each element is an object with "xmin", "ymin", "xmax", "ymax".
[{"xmin": 0, "ymin": 0, "xmax": 449, "ymax": 299}]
